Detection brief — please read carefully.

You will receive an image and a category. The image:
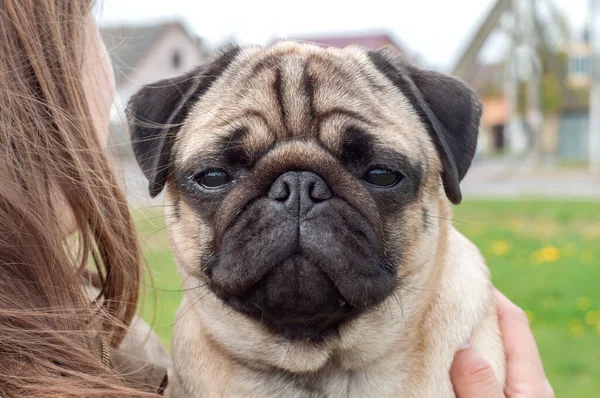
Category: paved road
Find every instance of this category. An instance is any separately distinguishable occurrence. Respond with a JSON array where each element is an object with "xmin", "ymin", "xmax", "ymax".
[
  {"xmin": 461, "ymin": 159, "xmax": 600, "ymax": 199},
  {"xmin": 117, "ymin": 160, "xmax": 600, "ymax": 209}
]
